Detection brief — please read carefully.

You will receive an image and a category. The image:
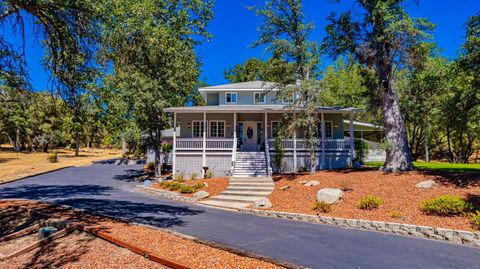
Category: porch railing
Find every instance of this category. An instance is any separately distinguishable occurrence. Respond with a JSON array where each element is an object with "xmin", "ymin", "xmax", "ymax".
[
  {"xmin": 176, "ymin": 138, "xmax": 234, "ymax": 150},
  {"xmin": 267, "ymin": 139, "xmax": 350, "ymax": 151}
]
